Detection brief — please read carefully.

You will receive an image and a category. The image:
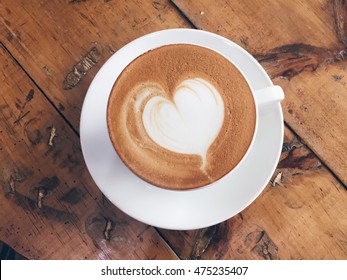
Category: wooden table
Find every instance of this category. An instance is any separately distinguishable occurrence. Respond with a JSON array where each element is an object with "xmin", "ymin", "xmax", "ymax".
[{"xmin": 1, "ymin": 0, "xmax": 346, "ymax": 260}]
